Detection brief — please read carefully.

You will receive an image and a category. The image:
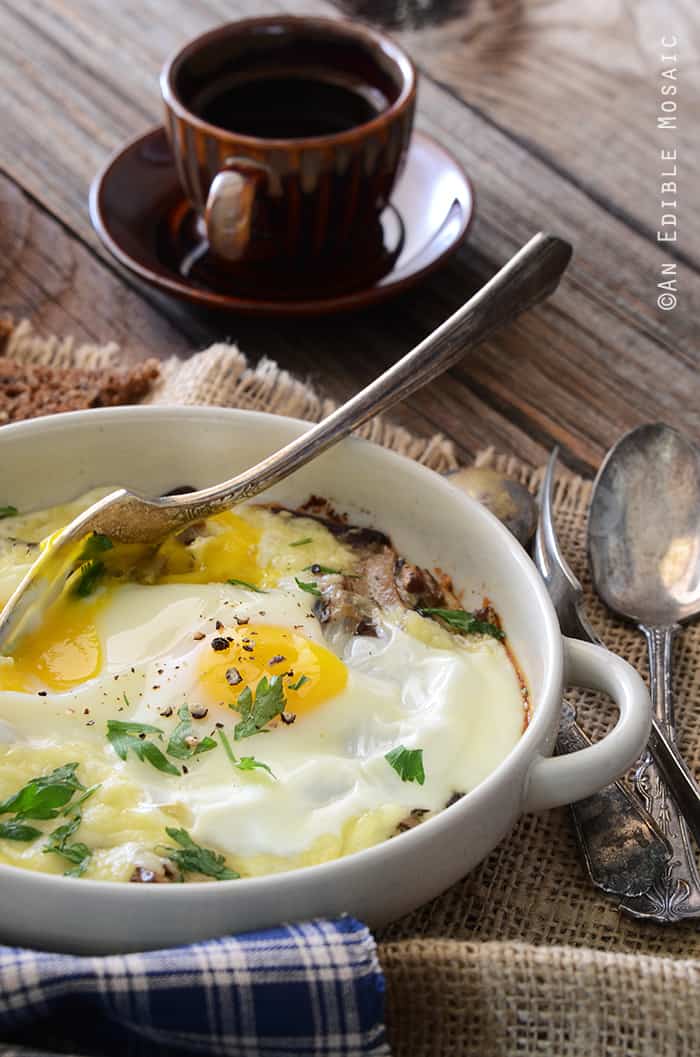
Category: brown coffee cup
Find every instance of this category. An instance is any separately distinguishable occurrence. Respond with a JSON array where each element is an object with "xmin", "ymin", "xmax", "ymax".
[{"xmin": 160, "ymin": 16, "xmax": 416, "ymax": 284}]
